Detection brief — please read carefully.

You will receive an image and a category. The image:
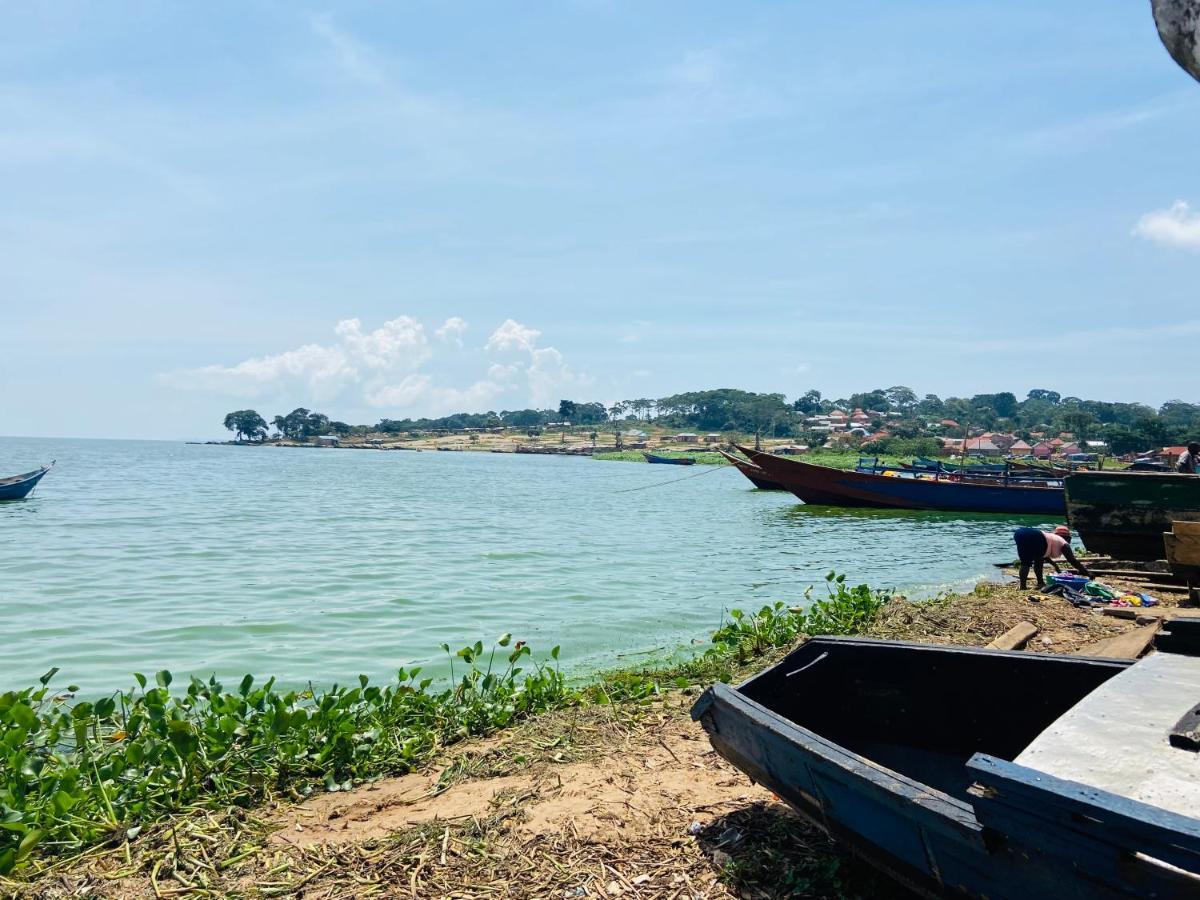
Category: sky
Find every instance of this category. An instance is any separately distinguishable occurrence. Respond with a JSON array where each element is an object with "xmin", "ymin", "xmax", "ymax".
[{"xmin": 3, "ymin": 1, "xmax": 1200, "ymax": 440}]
